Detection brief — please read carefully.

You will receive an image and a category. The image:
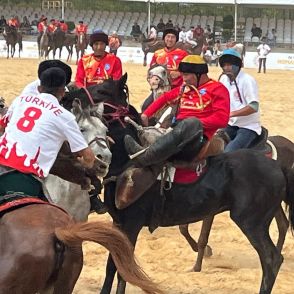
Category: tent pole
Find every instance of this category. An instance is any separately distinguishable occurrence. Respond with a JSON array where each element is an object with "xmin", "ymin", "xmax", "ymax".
[
  {"xmin": 61, "ymin": 0, "xmax": 65, "ymax": 20},
  {"xmin": 234, "ymin": 0, "xmax": 237, "ymax": 41},
  {"xmin": 148, "ymin": 0, "xmax": 151, "ymax": 36}
]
